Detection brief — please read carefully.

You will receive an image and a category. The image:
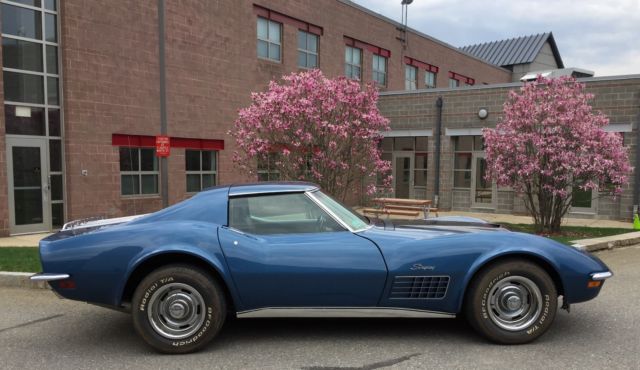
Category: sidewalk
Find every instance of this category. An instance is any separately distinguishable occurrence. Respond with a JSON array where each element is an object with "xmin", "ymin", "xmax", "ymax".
[{"xmin": 0, "ymin": 233, "xmax": 50, "ymax": 248}]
